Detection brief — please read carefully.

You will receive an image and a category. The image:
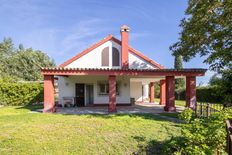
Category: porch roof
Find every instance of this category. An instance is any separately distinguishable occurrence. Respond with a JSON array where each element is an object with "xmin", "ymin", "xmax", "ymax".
[{"xmin": 41, "ymin": 67, "xmax": 207, "ymax": 77}]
